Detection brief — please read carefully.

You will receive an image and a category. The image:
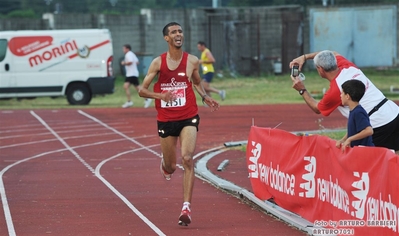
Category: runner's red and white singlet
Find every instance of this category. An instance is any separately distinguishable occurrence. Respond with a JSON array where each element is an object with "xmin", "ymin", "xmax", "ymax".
[{"xmin": 154, "ymin": 52, "xmax": 198, "ymax": 122}]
